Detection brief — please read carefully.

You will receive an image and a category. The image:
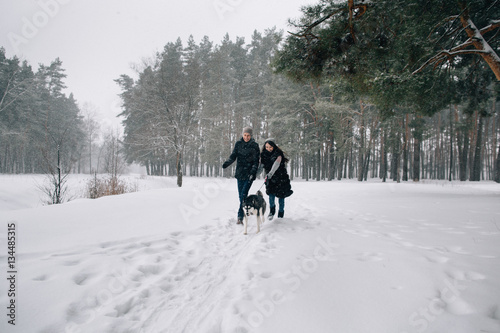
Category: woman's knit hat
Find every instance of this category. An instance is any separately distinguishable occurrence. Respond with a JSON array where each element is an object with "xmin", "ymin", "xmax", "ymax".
[{"xmin": 265, "ymin": 138, "xmax": 275, "ymax": 144}]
